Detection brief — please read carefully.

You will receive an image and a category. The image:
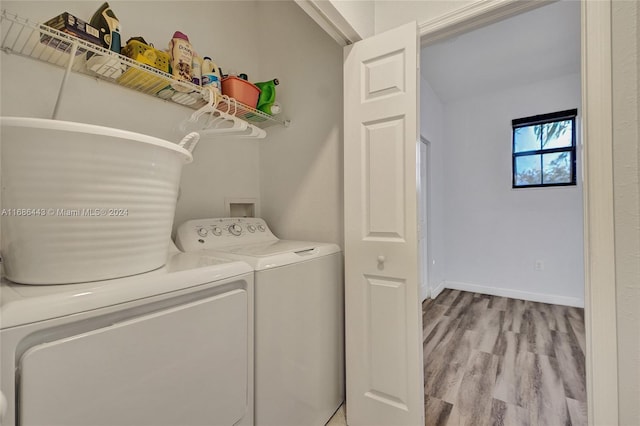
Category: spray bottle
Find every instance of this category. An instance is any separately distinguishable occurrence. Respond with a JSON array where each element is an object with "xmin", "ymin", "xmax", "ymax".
[{"xmin": 255, "ymin": 79, "xmax": 279, "ymax": 115}]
